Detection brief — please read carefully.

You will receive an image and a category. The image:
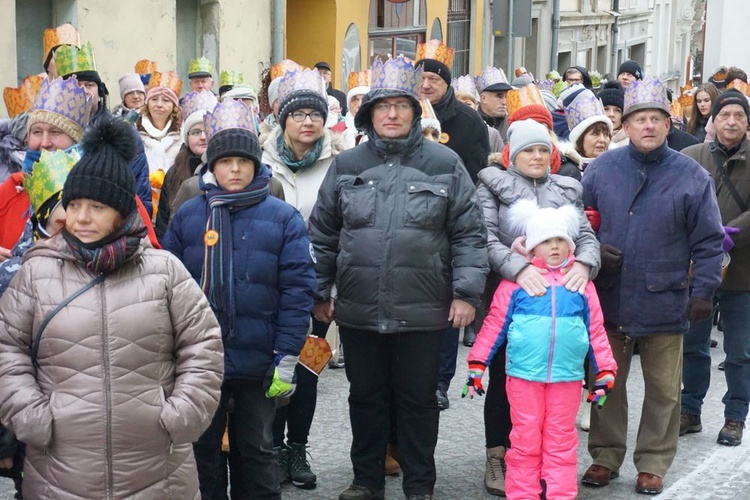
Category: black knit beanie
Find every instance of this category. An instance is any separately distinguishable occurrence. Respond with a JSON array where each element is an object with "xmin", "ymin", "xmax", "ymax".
[
  {"xmin": 597, "ymin": 80, "xmax": 625, "ymax": 110},
  {"xmin": 62, "ymin": 114, "xmax": 137, "ymax": 217},
  {"xmin": 618, "ymin": 60, "xmax": 643, "ymax": 80},
  {"xmin": 278, "ymin": 90, "xmax": 328, "ymax": 131},
  {"xmin": 415, "ymin": 59, "xmax": 452, "ymax": 86},
  {"xmin": 712, "ymin": 89, "xmax": 750, "ymax": 120},
  {"xmin": 206, "ymin": 128, "xmax": 262, "ymax": 171}
]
